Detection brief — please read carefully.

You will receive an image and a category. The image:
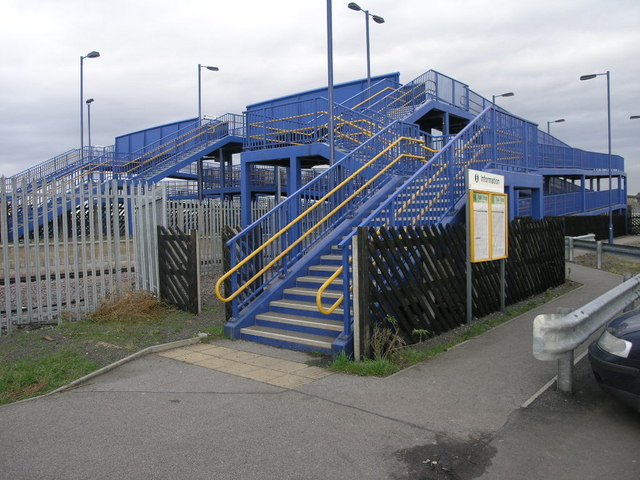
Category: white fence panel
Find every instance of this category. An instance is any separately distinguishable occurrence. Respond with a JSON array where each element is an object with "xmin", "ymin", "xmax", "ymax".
[{"xmin": 0, "ymin": 178, "xmax": 162, "ymax": 334}]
